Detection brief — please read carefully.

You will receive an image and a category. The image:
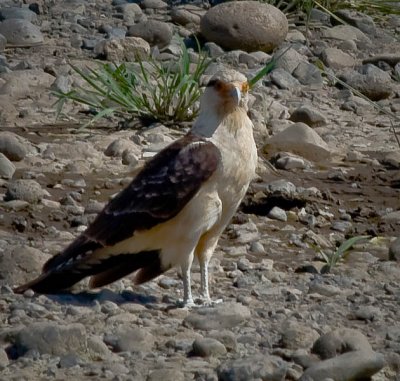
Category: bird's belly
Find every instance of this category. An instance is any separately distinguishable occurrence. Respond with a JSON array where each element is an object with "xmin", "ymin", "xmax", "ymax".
[{"xmin": 98, "ymin": 183, "xmax": 222, "ymax": 269}]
